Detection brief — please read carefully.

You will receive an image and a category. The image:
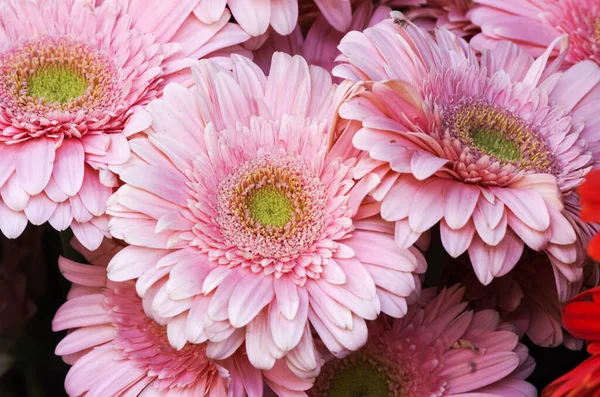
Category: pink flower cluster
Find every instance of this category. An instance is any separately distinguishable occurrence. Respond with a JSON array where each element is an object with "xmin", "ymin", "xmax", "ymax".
[{"xmin": 0, "ymin": 0, "xmax": 599, "ymax": 396}]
